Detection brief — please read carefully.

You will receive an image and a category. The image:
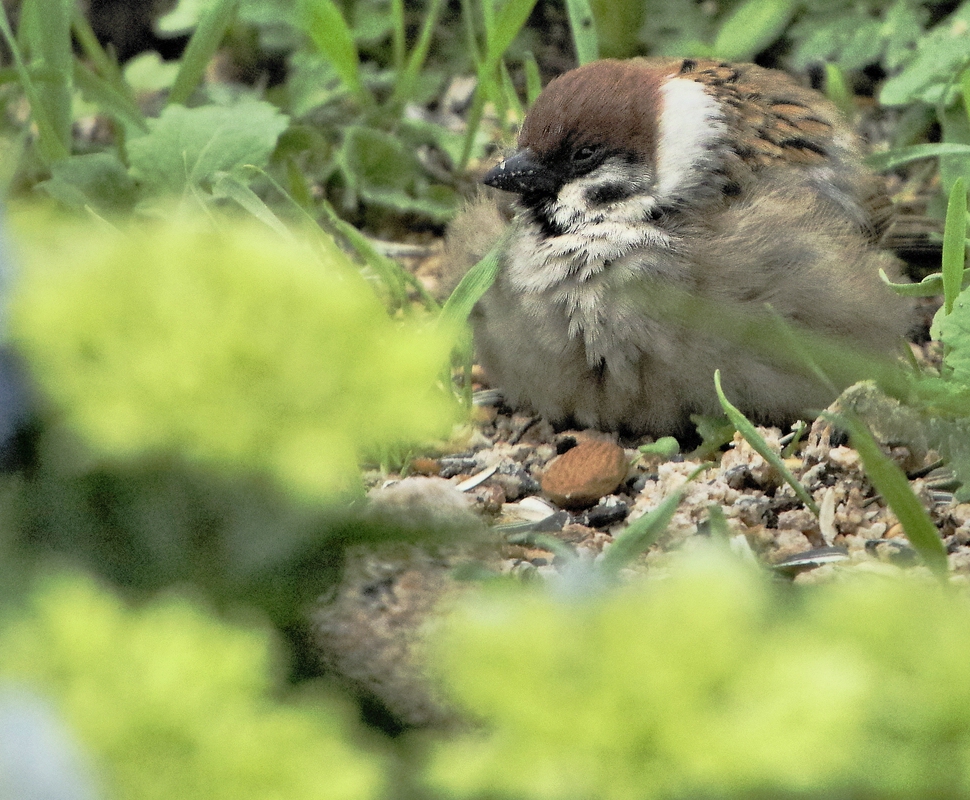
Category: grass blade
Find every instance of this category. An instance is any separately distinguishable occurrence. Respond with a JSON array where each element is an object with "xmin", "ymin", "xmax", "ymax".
[
  {"xmin": 824, "ymin": 62, "xmax": 855, "ymax": 120},
  {"xmin": 168, "ymin": 0, "xmax": 240, "ymax": 106},
  {"xmin": 236, "ymin": 165, "xmax": 437, "ymax": 311},
  {"xmin": 74, "ymin": 62, "xmax": 148, "ymax": 134},
  {"xmin": 712, "ymin": 0, "xmax": 794, "ymax": 62},
  {"xmin": 393, "ymin": 0, "xmax": 448, "ymax": 105},
  {"xmin": 299, "ymin": 0, "xmax": 372, "ymax": 105},
  {"xmin": 211, "ymin": 171, "xmax": 295, "ymax": 240},
  {"xmin": 715, "ymin": 370, "xmax": 819, "ymax": 515},
  {"xmin": 485, "ymin": 0, "xmax": 540, "ymax": 70},
  {"xmin": 835, "ymin": 413, "xmax": 948, "ymax": 577},
  {"xmin": 0, "ymin": 2, "xmax": 68, "ymax": 163},
  {"xmin": 391, "ymin": 0, "xmax": 406, "ymax": 73},
  {"xmin": 459, "ymin": 83, "xmax": 488, "ymax": 169},
  {"xmin": 943, "ymin": 177, "xmax": 967, "ymax": 316},
  {"xmin": 460, "ymin": 0, "xmax": 483, "ymax": 68},
  {"xmin": 21, "ymin": 0, "xmax": 73, "ymax": 154},
  {"xmin": 564, "ymin": 0, "xmax": 598, "ymax": 64},
  {"xmin": 71, "ymin": 4, "xmax": 125, "ymax": 88},
  {"xmin": 599, "ymin": 464, "xmax": 709, "ymax": 576},
  {"xmin": 499, "ymin": 61, "xmax": 524, "ymax": 120},
  {"xmin": 523, "ymin": 51, "xmax": 542, "ymax": 104},
  {"xmin": 439, "ymin": 234, "xmax": 505, "ymax": 330}
]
